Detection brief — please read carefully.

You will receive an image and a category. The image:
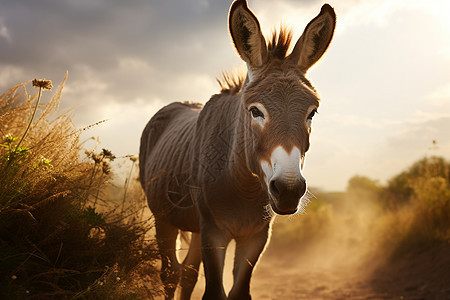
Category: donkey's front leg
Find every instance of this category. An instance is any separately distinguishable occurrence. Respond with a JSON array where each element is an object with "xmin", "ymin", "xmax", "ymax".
[
  {"xmin": 200, "ymin": 220, "xmax": 230, "ymax": 300},
  {"xmin": 228, "ymin": 225, "xmax": 270, "ymax": 300}
]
